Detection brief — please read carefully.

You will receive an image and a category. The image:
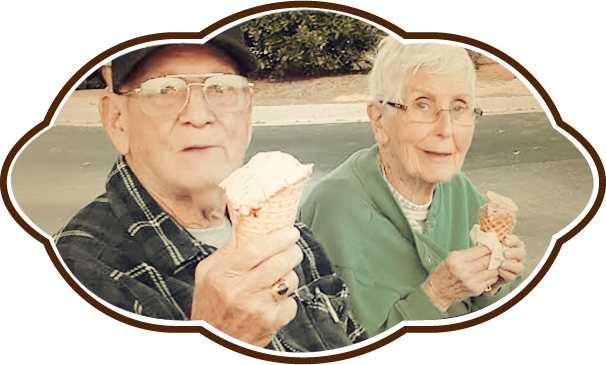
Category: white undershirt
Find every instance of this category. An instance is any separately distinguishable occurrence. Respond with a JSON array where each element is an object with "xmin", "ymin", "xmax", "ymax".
[
  {"xmin": 186, "ymin": 215, "xmax": 232, "ymax": 248},
  {"xmin": 381, "ymin": 167, "xmax": 432, "ymax": 233}
]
